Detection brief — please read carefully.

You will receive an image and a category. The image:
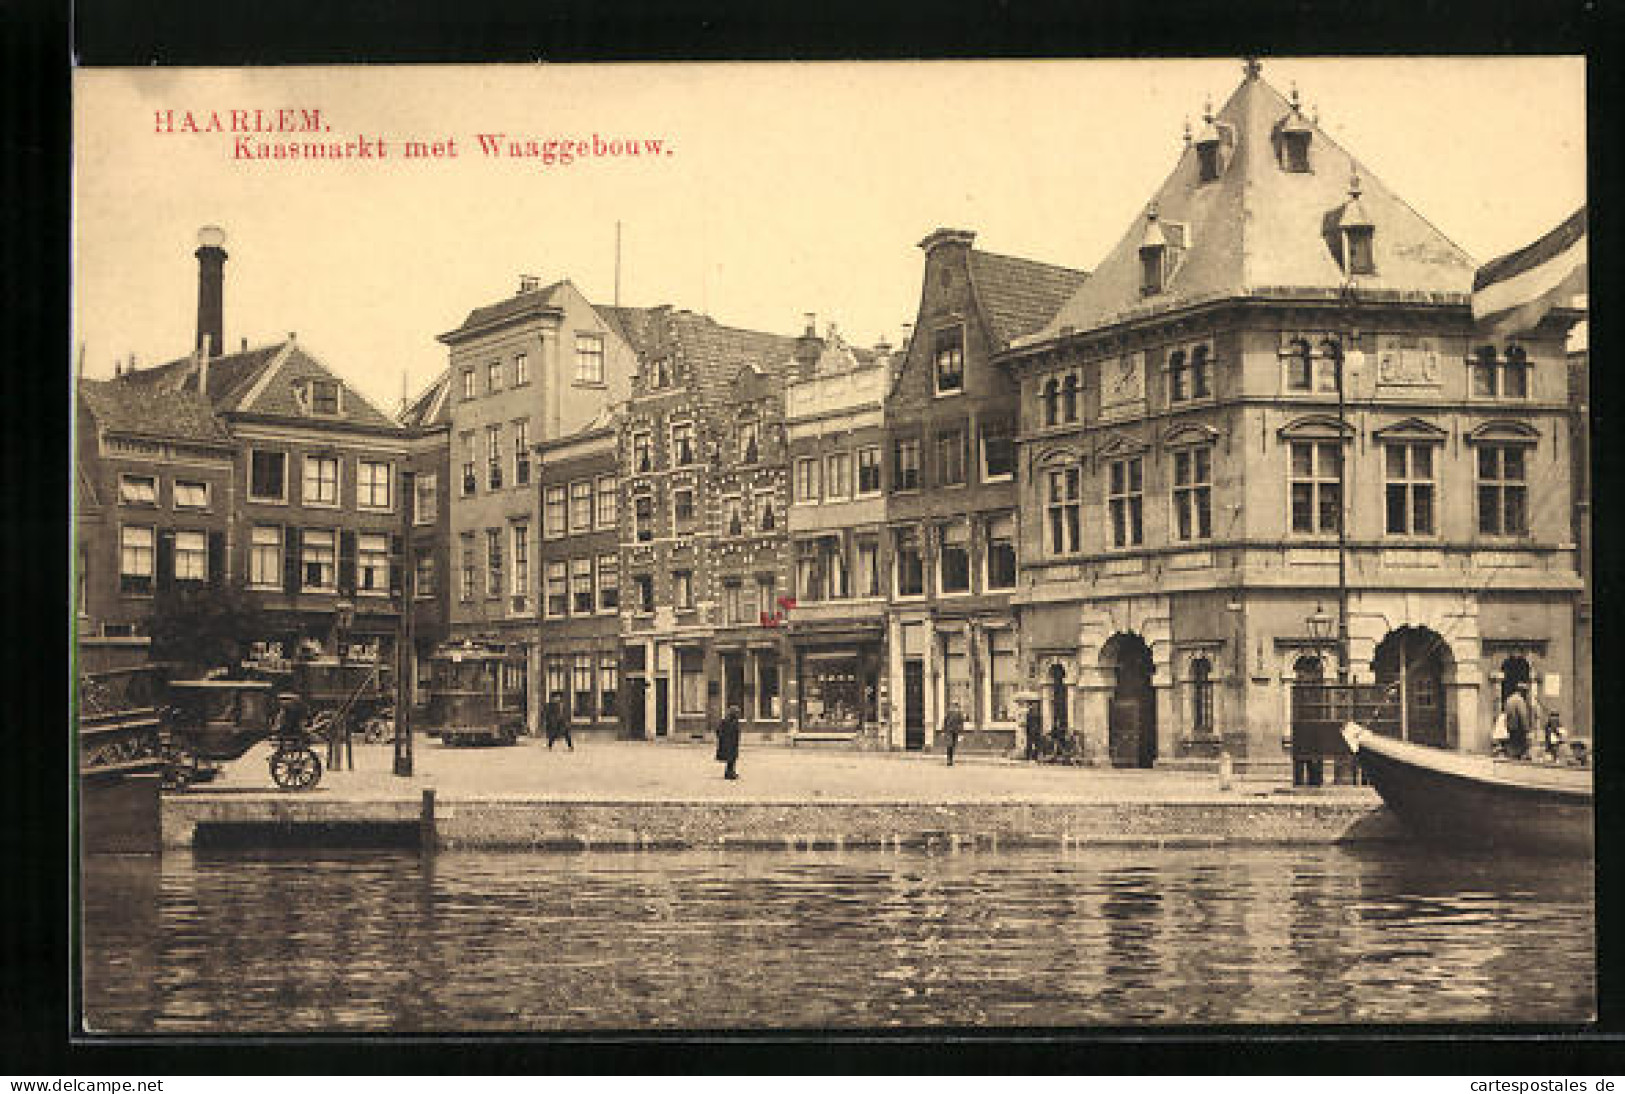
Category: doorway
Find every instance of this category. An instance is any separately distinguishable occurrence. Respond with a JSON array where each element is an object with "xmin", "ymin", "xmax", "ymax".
[
  {"xmin": 626, "ymin": 677, "xmax": 647, "ymax": 739},
  {"xmin": 904, "ymin": 659, "xmax": 925, "ymax": 750},
  {"xmin": 1372, "ymin": 627, "xmax": 1451, "ymax": 748},
  {"xmin": 1048, "ymin": 663, "xmax": 1069, "ymax": 732},
  {"xmin": 654, "ymin": 677, "xmax": 669, "ymax": 738},
  {"xmin": 1499, "ymin": 656, "xmax": 1532, "ymax": 705},
  {"xmin": 1105, "ymin": 633, "xmax": 1157, "ymax": 768}
]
